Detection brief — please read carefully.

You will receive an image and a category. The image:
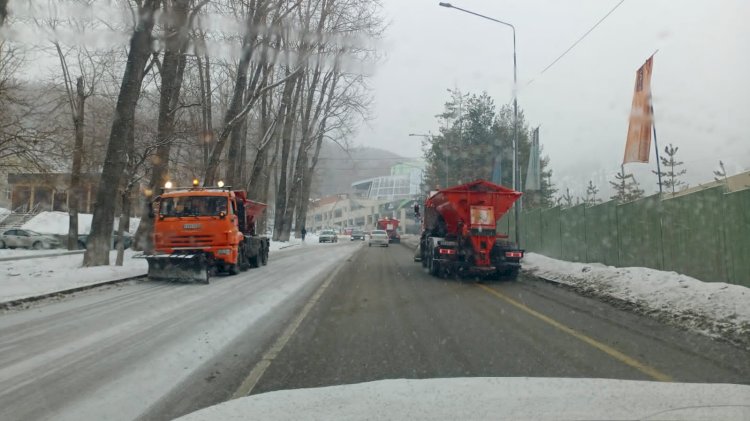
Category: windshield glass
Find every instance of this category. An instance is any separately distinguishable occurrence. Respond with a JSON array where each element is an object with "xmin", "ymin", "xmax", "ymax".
[
  {"xmin": 159, "ymin": 196, "xmax": 227, "ymax": 217},
  {"xmin": 3, "ymin": 1, "xmax": 749, "ymax": 420}
]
